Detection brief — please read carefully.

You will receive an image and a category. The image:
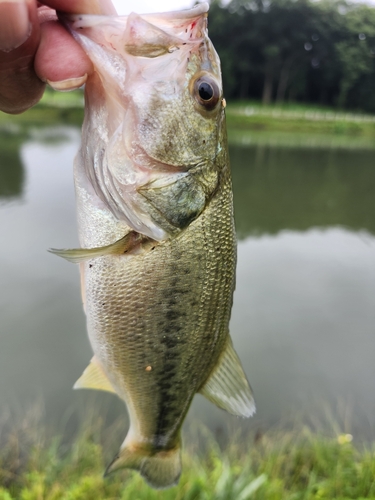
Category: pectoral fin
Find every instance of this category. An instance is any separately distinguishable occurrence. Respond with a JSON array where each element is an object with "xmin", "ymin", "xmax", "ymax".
[
  {"xmin": 200, "ymin": 337, "xmax": 255, "ymax": 418},
  {"xmin": 73, "ymin": 357, "xmax": 116, "ymax": 394},
  {"xmin": 49, "ymin": 231, "xmax": 151, "ymax": 263}
]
